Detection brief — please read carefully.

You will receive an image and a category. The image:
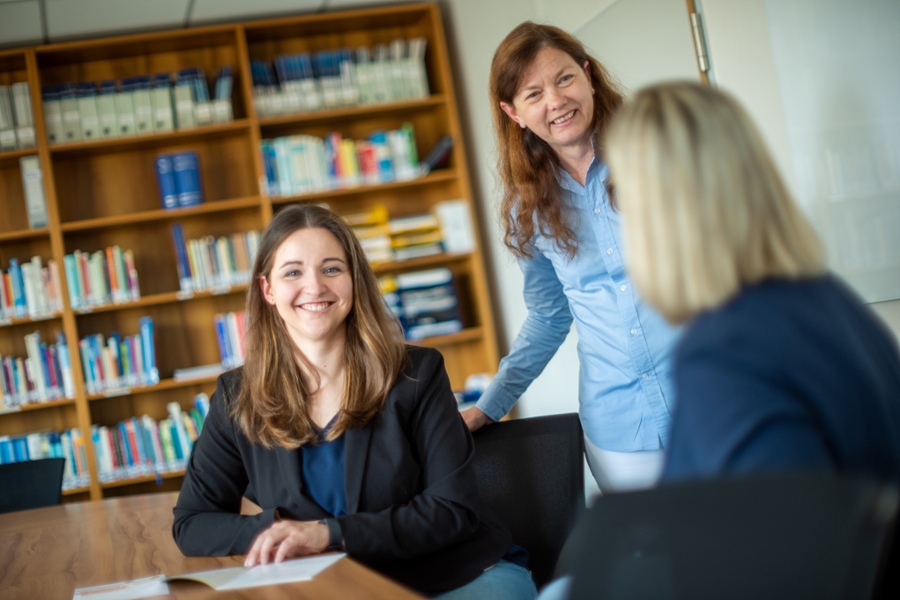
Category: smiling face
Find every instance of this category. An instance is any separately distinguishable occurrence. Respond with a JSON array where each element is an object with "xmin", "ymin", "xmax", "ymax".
[
  {"xmin": 500, "ymin": 46, "xmax": 595, "ymax": 158},
  {"xmin": 259, "ymin": 227, "xmax": 353, "ymax": 353}
]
